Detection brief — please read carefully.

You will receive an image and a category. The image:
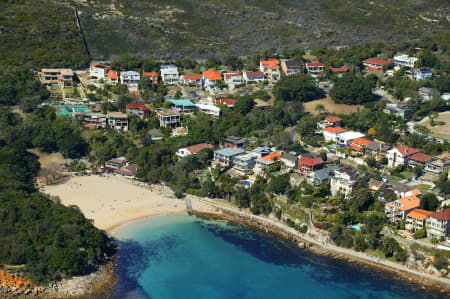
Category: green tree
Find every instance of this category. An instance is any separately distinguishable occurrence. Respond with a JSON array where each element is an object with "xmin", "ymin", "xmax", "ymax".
[
  {"xmin": 274, "ymin": 74, "xmax": 322, "ymax": 102},
  {"xmin": 419, "ymin": 193, "xmax": 439, "ymax": 211},
  {"xmin": 330, "ymin": 73, "xmax": 375, "ymax": 104}
]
